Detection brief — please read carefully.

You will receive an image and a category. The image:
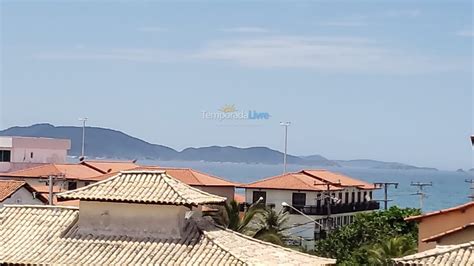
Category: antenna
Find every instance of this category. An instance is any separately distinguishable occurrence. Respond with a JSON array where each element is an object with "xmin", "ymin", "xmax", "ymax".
[
  {"xmin": 374, "ymin": 182, "xmax": 398, "ymax": 210},
  {"xmin": 410, "ymin": 182, "xmax": 432, "ymax": 210},
  {"xmin": 465, "ymin": 179, "xmax": 474, "ymax": 201}
]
